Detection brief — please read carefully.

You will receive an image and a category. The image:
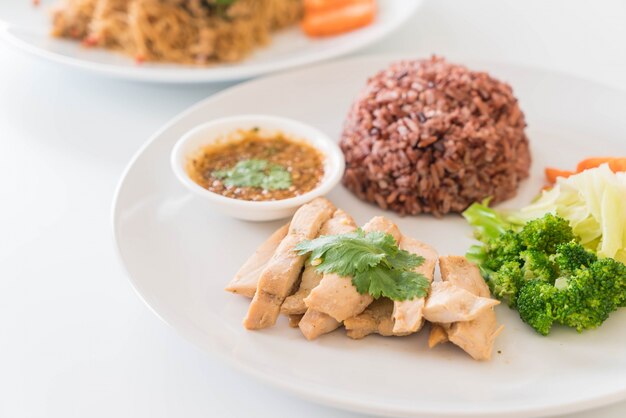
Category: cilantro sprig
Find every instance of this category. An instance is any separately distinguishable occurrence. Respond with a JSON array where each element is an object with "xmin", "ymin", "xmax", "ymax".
[
  {"xmin": 295, "ymin": 229, "xmax": 429, "ymax": 301},
  {"xmin": 212, "ymin": 159, "xmax": 291, "ymax": 190}
]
